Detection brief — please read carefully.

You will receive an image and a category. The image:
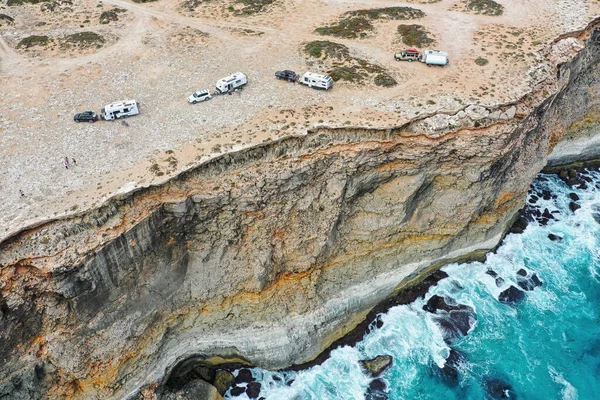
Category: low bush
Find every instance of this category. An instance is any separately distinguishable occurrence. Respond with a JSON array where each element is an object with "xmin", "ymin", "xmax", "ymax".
[
  {"xmin": 397, "ymin": 24, "xmax": 435, "ymax": 47},
  {"xmin": 466, "ymin": 0, "xmax": 504, "ymax": 16},
  {"xmin": 17, "ymin": 35, "xmax": 50, "ymax": 49}
]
